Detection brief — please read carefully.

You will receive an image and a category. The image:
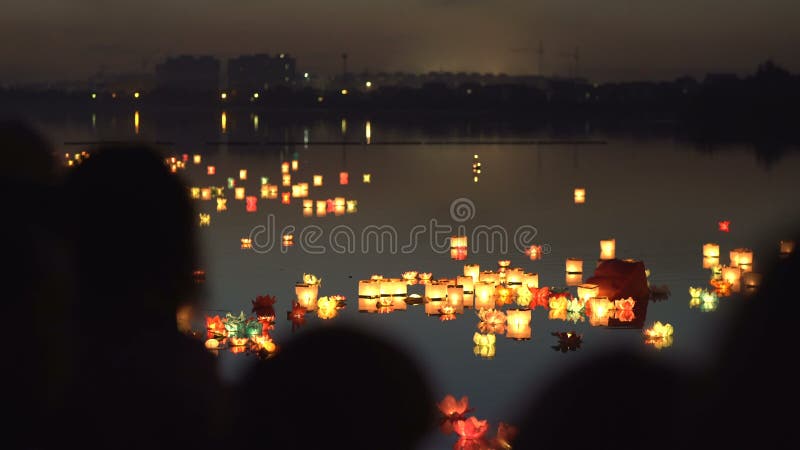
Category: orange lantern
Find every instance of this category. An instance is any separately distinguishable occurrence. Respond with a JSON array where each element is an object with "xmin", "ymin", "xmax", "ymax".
[
  {"xmin": 281, "ymin": 192, "xmax": 291, "ymax": 205},
  {"xmin": 505, "ymin": 268, "xmax": 524, "ymax": 286},
  {"xmin": 479, "ymin": 271, "xmax": 500, "ymax": 285},
  {"xmin": 457, "ymin": 275, "xmax": 474, "ymax": 294},
  {"xmin": 780, "ymin": 240, "xmax": 795, "ymax": 256},
  {"xmin": 239, "ymin": 169, "xmax": 247, "ymax": 180},
  {"xmin": 703, "ymin": 243, "xmax": 720, "ymax": 258},
  {"xmin": 574, "ymin": 188, "xmax": 586, "ymax": 204},
  {"xmin": 447, "ymin": 285, "xmax": 464, "ymax": 308},
  {"xmin": 282, "ymin": 173, "xmax": 291, "ymax": 187},
  {"xmin": 193, "ymin": 154, "xmax": 202, "ymax": 164},
  {"xmin": 600, "ymin": 239, "xmax": 616, "ymax": 260},
  {"xmin": 566, "ymin": 258, "xmax": 583, "ymax": 274},
  {"xmin": 721, "ymin": 266, "xmax": 741, "ymax": 286},
  {"xmin": 339, "ymin": 172, "xmax": 349, "ymax": 185},
  {"xmin": 506, "ymin": 309, "xmax": 532, "ymax": 340},
  {"xmin": 295, "ymin": 283, "xmax": 319, "ymax": 310},
  {"xmin": 522, "ymin": 273, "xmax": 539, "ymax": 289},
  {"xmin": 207, "ymin": 166, "xmax": 216, "ymax": 175},
  {"xmin": 200, "ymin": 188, "xmax": 212, "ymax": 201},
  {"xmin": 577, "ymin": 284, "xmax": 599, "ymax": 302},
  {"xmin": 291, "ymin": 159, "xmax": 299, "ymax": 171},
  {"xmin": 425, "ymin": 282, "xmax": 448, "ymax": 300},
  {"xmin": 463, "ymin": 264, "xmax": 480, "ymax": 283},
  {"xmin": 358, "ymin": 280, "xmax": 380, "ymax": 298}
]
